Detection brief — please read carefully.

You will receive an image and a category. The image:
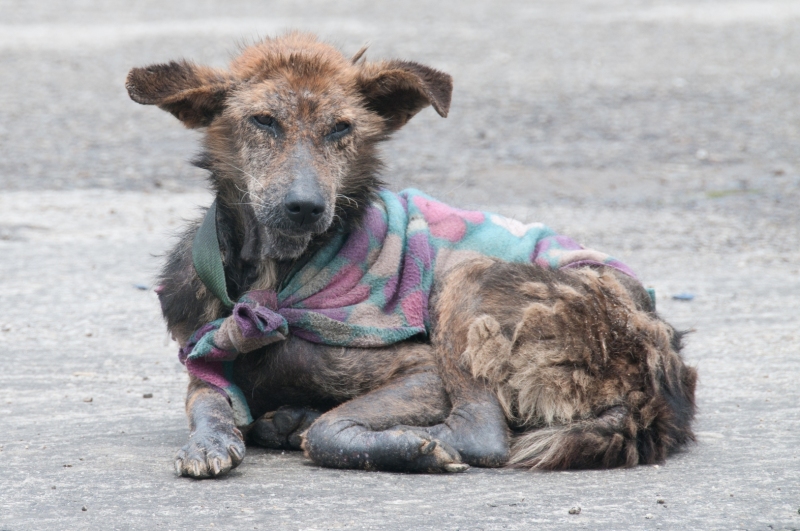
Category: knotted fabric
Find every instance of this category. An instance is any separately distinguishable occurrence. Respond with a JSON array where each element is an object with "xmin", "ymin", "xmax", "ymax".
[{"xmin": 178, "ymin": 189, "xmax": 635, "ymax": 426}]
